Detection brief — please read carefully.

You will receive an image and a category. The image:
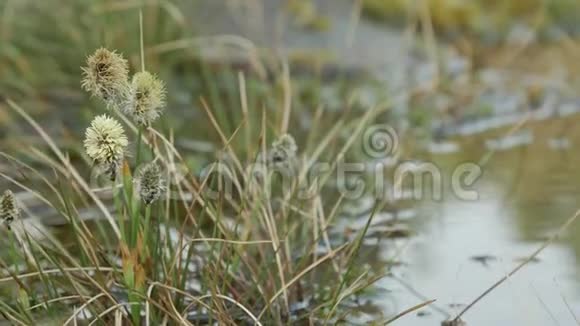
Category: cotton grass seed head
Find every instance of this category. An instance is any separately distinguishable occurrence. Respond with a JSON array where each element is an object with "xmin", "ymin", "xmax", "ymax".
[
  {"xmin": 127, "ymin": 71, "xmax": 166, "ymax": 125},
  {"xmin": 84, "ymin": 115, "xmax": 128, "ymax": 180},
  {"xmin": 81, "ymin": 48, "xmax": 129, "ymax": 109},
  {"xmin": 269, "ymin": 134, "xmax": 298, "ymax": 167},
  {"xmin": 0, "ymin": 190, "xmax": 20, "ymax": 230},
  {"xmin": 136, "ymin": 163, "xmax": 165, "ymax": 205}
]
